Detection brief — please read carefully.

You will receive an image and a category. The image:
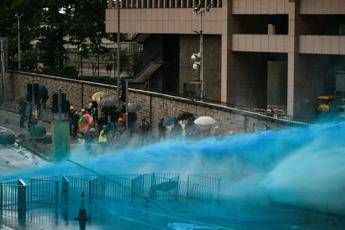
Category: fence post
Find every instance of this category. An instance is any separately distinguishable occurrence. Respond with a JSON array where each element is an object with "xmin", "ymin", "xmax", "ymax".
[
  {"xmin": 61, "ymin": 176, "xmax": 69, "ymax": 224},
  {"xmin": 131, "ymin": 178, "xmax": 135, "ymax": 203},
  {"xmin": 17, "ymin": 179, "xmax": 26, "ymax": 226},
  {"xmin": 55, "ymin": 180, "xmax": 59, "ymax": 205},
  {"xmin": 0, "ymin": 183, "xmax": 3, "ymax": 216},
  {"xmin": 149, "ymin": 173, "xmax": 156, "ymax": 200},
  {"xmin": 61, "ymin": 176, "xmax": 69, "ymax": 204},
  {"xmin": 186, "ymin": 175, "xmax": 190, "ymax": 199},
  {"xmin": 216, "ymin": 177, "xmax": 221, "ymax": 203},
  {"xmin": 101, "ymin": 177, "xmax": 106, "ymax": 200},
  {"xmin": 88, "ymin": 177, "xmax": 97, "ymax": 204},
  {"xmin": 175, "ymin": 176, "xmax": 179, "ymax": 201}
]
